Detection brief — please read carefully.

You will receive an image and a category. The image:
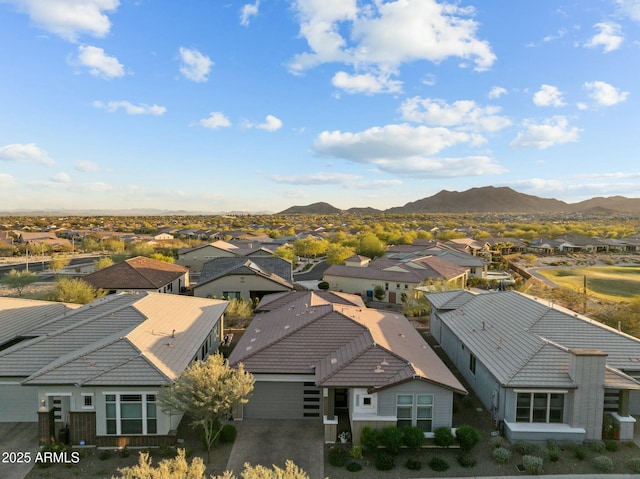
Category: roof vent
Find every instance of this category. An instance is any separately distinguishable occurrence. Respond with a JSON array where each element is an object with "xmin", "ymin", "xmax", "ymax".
[
  {"xmin": 284, "ymin": 325, "xmax": 290, "ymax": 330},
  {"xmin": 374, "ymin": 365, "xmax": 384, "ymax": 373},
  {"xmin": 381, "ymin": 359, "xmax": 389, "ymax": 366},
  {"xmin": 331, "ymin": 357, "xmax": 337, "ymax": 364}
]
